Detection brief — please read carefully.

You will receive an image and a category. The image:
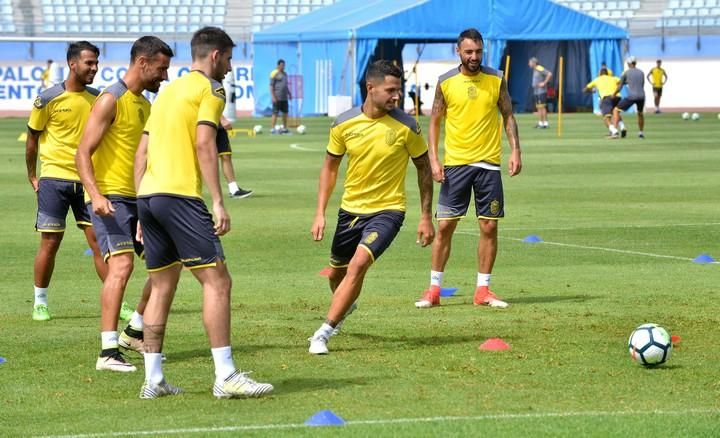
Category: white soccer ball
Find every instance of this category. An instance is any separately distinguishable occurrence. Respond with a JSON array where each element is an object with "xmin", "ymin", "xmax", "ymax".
[
  {"xmin": 296, "ymin": 124, "xmax": 307, "ymax": 135},
  {"xmin": 275, "ymin": 124, "xmax": 282, "ymax": 131},
  {"xmin": 681, "ymin": 112, "xmax": 690, "ymax": 120},
  {"xmin": 691, "ymin": 112, "xmax": 700, "ymax": 121},
  {"xmin": 628, "ymin": 323, "xmax": 672, "ymax": 367},
  {"xmin": 253, "ymin": 124, "xmax": 263, "ymax": 134},
  {"xmin": 717, "ymin": 113, "xmax": 720, "ymax": 120}
]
